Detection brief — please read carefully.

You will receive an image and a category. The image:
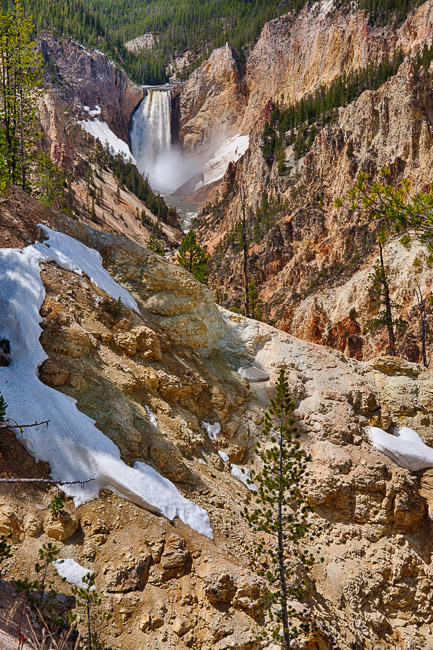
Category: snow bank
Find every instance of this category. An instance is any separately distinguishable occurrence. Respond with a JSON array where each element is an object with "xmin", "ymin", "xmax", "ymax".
[
  {"xmin": 370, "ymin": 426, "xmax": 433, "ymax": 471},
  {"xmin": 0, "ymin": 227, "xmax": 212, "ymax": 539},
  {"xmin": 202, "ymin": 421, "xmax": 221, "ymax": 442},
  {"xmin": 195, "ymin": 135, "xmax": 249, "ymax": 190},
  {"xmin": 79, "ymin": 119, "xmax": 136, "ymax": 163},
  {"xmin": 231, "ymin": 465, "xmax": 257, "ymax": 492},
  {"xmin": 53, "ymin": 559, "xmax": 95, "ymax": 590},
  {"xmin": 218, "ymin": 450, "xmax": 229, "ymax": 463},
  {"xmin": 238, "ymin": 366, "xmax": 269, "ymax": 382},
  {"xmin": 38, "ymin": 226, "xmax": 138, "ymax": 311}
]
